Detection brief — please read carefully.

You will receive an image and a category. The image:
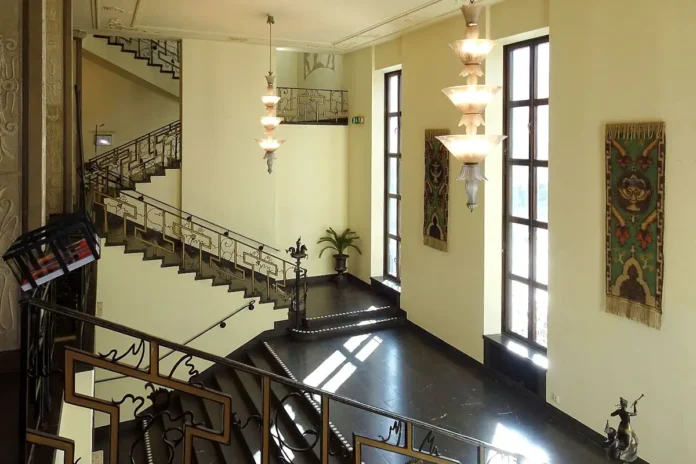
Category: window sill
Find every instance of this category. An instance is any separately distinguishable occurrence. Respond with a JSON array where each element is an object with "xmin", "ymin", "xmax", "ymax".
[
  {"xmin": 484, "ymin": 334, "xmax": 548, "ymax": 370},
  {"xmin": 373, "ymin": 276, "xmax": 401, "ymax": 293},
  {"xmin": 370, "ymin": 276, "xmax": 401, "ymax": 306}
]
